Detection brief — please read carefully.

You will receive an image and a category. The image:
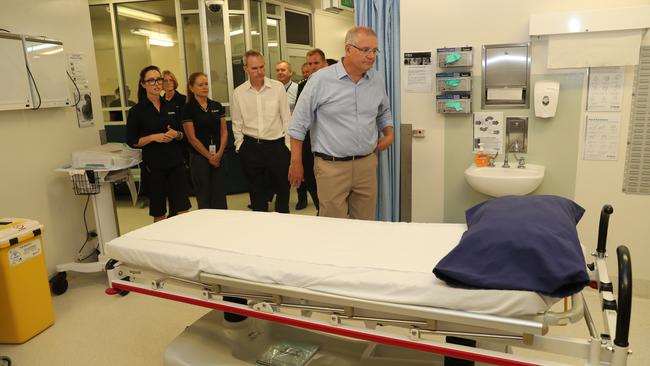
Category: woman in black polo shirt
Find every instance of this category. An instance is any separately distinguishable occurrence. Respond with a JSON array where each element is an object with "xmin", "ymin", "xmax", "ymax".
[
  {"xmin": 182, "ymin": 72, "xmax": 228, "ymax": 209},
  {"xmin": 126, "ymin": 65, "xmax": 191, "ymax": 222}
]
